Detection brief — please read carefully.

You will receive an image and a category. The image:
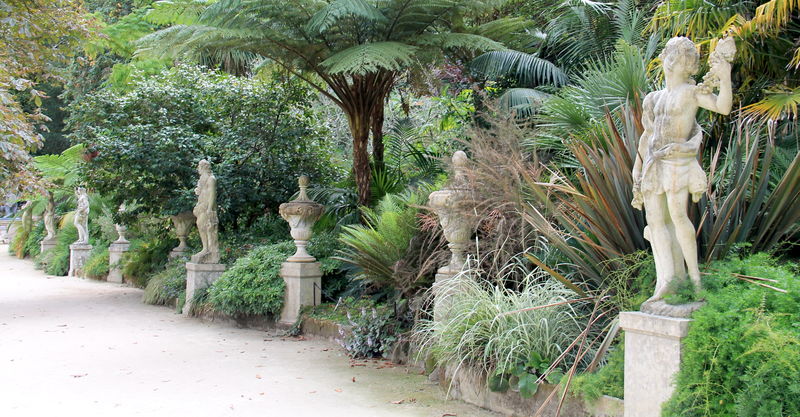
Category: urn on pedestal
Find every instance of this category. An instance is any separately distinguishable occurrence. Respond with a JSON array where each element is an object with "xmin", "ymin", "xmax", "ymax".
[
  {"xmin": 279, "ymin": 176, "xmax": 325, "ymax": 262},
  {"xmin": 428, "ymin": 151, "xmax": 477, "ymax": 280}
]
